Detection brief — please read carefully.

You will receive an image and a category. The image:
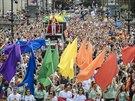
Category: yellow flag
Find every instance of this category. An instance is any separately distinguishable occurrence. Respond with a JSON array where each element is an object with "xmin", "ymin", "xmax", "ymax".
[
  {"xmin": 69, "ymin": 59, "xmax": 74, "ymax": 80},
  {"xmin": 59, "ymin": 43, "xmax": 71, "ymax": 68},
  {"xmin": 58, "ymin": 38, "xmax": 77, "ymax": 79}
]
